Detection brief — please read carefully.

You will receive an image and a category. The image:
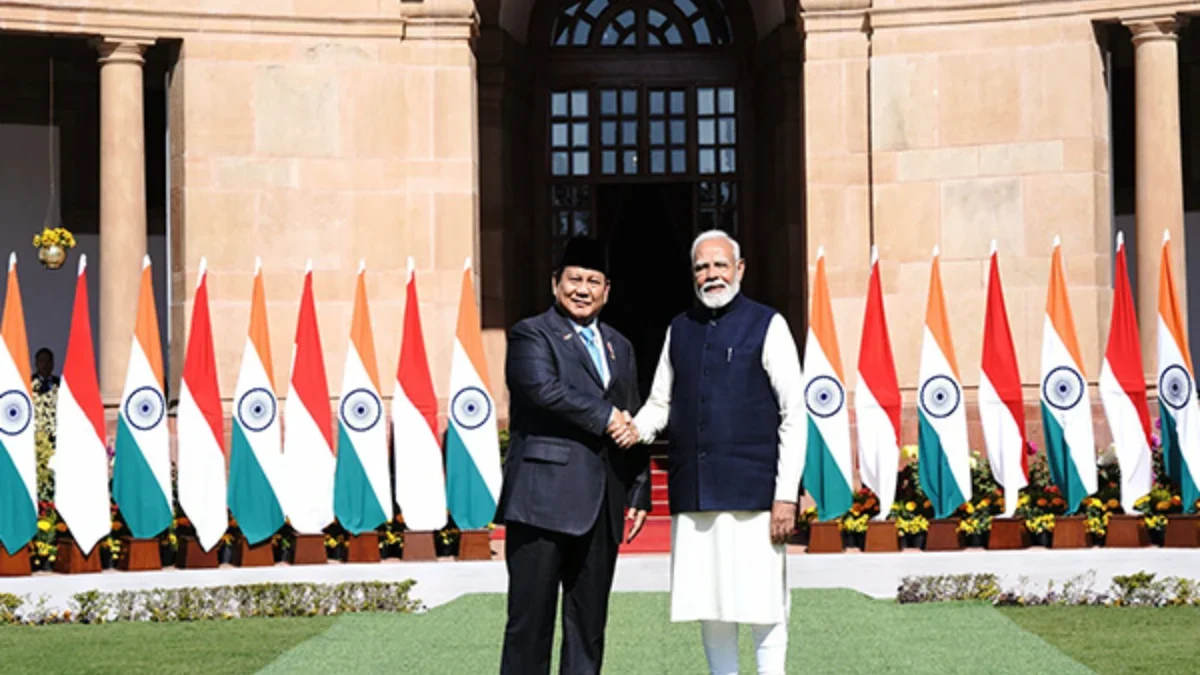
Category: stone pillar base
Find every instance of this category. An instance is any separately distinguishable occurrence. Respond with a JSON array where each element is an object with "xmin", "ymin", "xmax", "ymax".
[
  {"xmin": 1165, "ymin": 514, "xmax": 1200, "ymax": 548},
  {"xmin": 1105, "ymin": 515, "xmax": 1149, "ymax": 548},
  {"xmin": 0, "ymin": 544, "xmax": 30, "ymax": 577},
  {"xmin": 805, "ymin": 522, "xmax": 843, "ymax": 553},
  {"xmin": 457, "ymin": 530, "xmax": 493, "ymax": 560},
  {"xmin": 292, "ymin": 534, "xmax": 328, "ymax": 565},
  {"xmin": 176, "ymin": 535, "xmax": 219, "ymax": 569},
  {"xmin": 347, "ymin": 533, "xmax": 381, "ymax": 563},
  {"xmin": 987, "ymin": 518, "xmax": 1028, "ymax": 550},
  {"xmin": 1052, "ymin": 516, "xmax": 1087, "ymax": 549},
  {"xmin": 924, "ymin": 519, "xmax": 962, "ymax": 551},
  {"xmin": 864, "ymin": 521, "xmax": 899, "ymax": 553},
  {"xmin": 403, "ymin": 531, "xmax": 437, "ymax": 561},
  {"xmin": 54, "ymin": 538, "xmax": 102, "ymax": 574},
  {"xmin": 234, "ymin": 538, "xmax": 275, "ymax": 567}
]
